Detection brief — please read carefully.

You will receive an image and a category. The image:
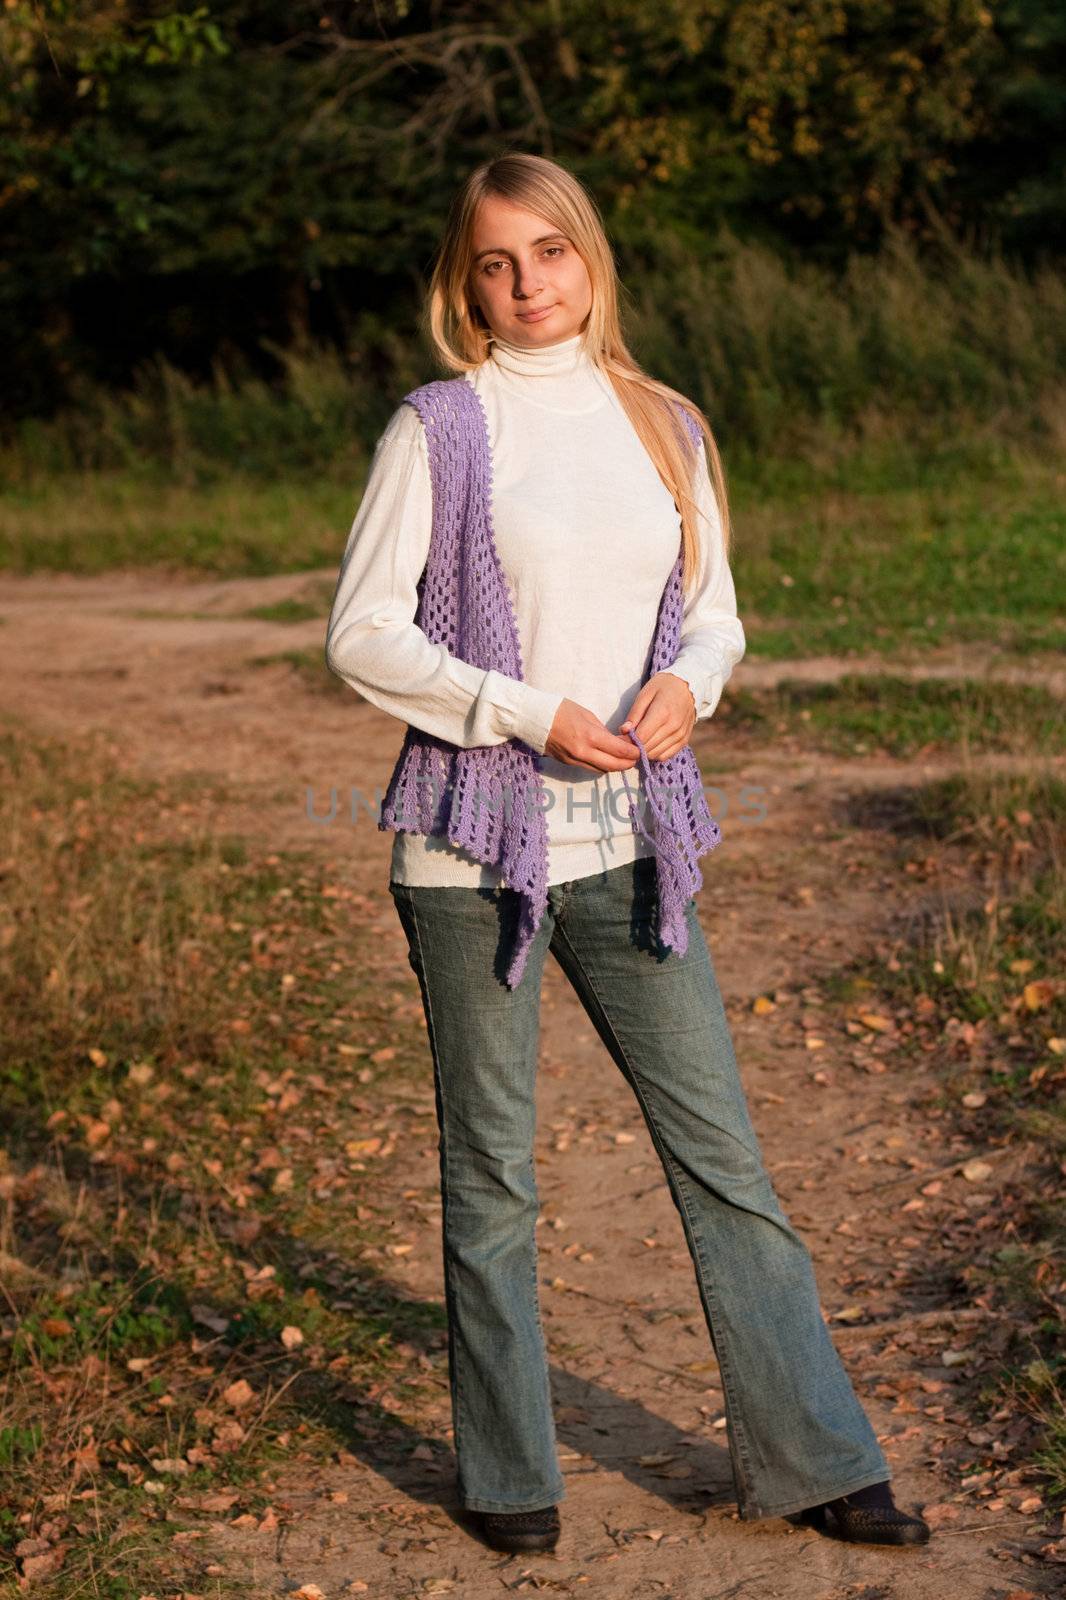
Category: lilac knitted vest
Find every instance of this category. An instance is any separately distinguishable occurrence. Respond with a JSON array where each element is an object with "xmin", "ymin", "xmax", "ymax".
[{"xmin": 378, "ymin": 374, "xmax": 722, "ymax": 987}]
